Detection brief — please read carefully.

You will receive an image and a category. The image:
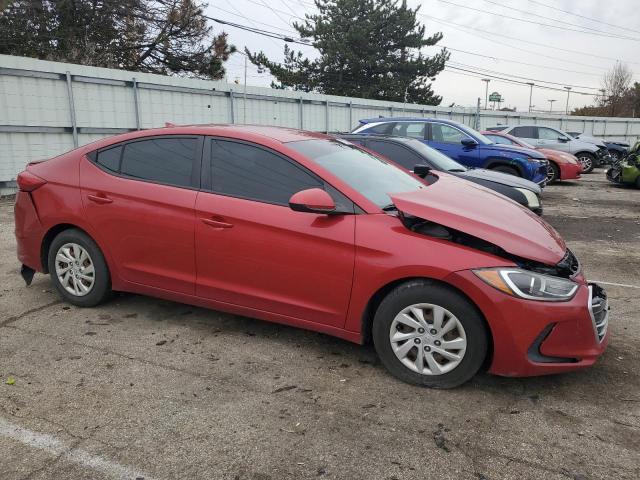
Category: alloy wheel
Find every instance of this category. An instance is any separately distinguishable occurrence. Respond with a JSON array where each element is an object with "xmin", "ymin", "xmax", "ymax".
[
  {"xmin": 546, "ymin": 165, "xmax": 556, "ymax": 183},
  {"xmin": 389, "ymin": 303, "xmax": 467, "ymax": 375},
  {"xmin": 578, "ymin": 155, "xmax": 593, "ymax": 172},
  {"xmin": 55, "ymin": 243, "xmax": 95, "ymax": 297}
]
